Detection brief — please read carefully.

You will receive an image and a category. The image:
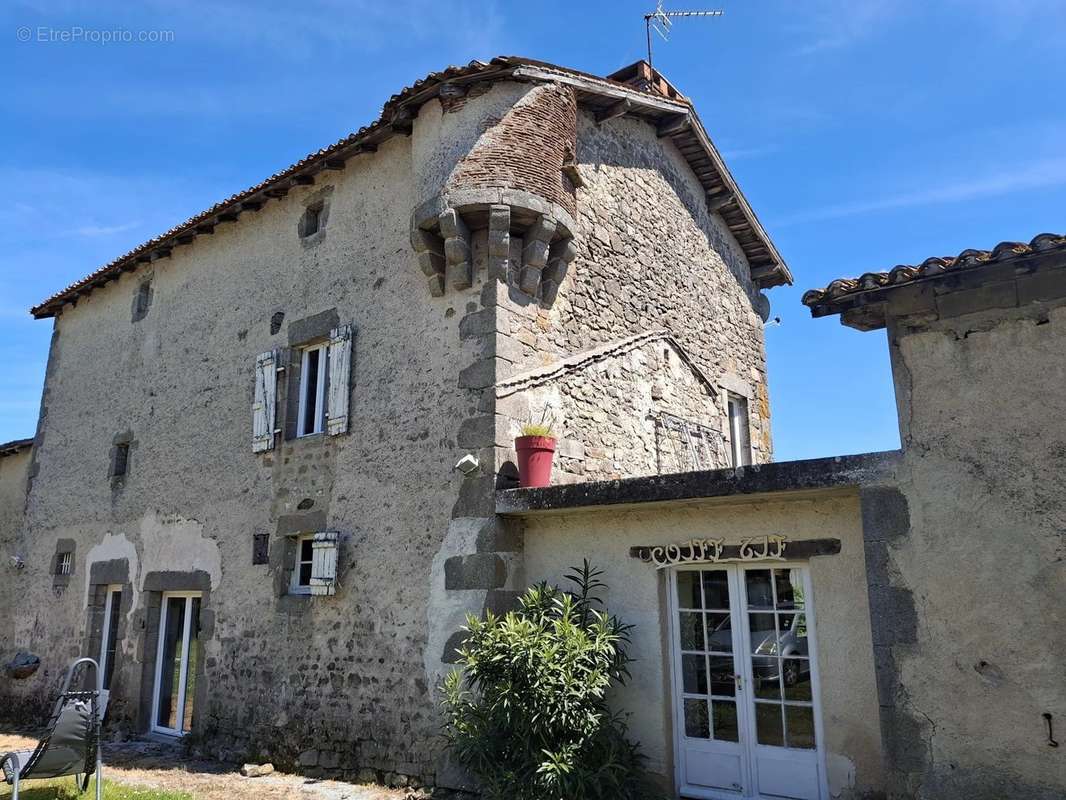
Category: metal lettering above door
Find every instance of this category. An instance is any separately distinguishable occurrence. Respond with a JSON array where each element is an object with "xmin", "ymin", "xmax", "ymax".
[{"xmin": 629, "ymin": 537, "xmax": 842, "ymax": 568}]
